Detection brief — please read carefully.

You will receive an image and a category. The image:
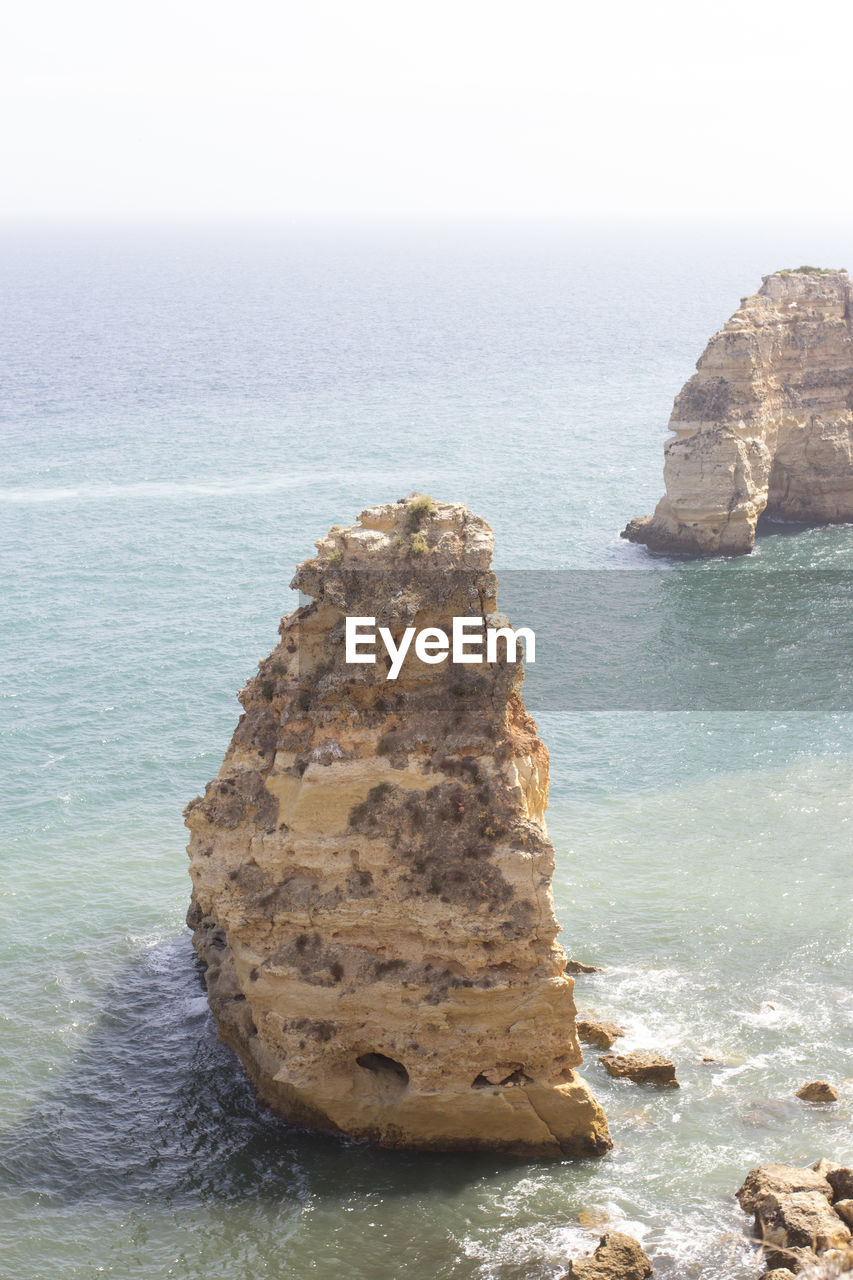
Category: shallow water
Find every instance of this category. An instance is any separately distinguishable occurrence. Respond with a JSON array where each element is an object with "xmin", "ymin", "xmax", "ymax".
[{"xmin": 1, "ymin": 219, "xmax": 852, "ymax": 1279}]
